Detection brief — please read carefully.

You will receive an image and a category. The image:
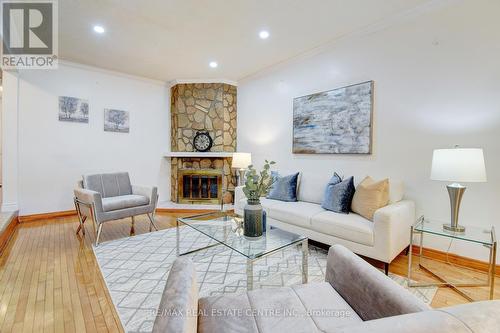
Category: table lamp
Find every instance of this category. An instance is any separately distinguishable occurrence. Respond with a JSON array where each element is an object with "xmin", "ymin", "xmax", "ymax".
[
  {"xmin": 232, "ymin": 153, "xmax": 252, "ymax": 186},
  {"xmin": 430, "ymin": 147, "xmax": 487, "ymax": 232}
]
